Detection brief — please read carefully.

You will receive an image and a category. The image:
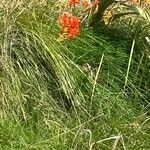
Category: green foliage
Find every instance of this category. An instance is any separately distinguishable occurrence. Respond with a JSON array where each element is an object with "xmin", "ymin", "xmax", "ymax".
[
  {"xmin": 0, "ymin": 0, "xmax": 150, "ymax": 149},
  {"xmin": 0, "ymin": 0, "xmax": 93, "ymax": 119},
  {"xmin": 90, "ymin": 0, "xmax": 150, "ymax": 31}
]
